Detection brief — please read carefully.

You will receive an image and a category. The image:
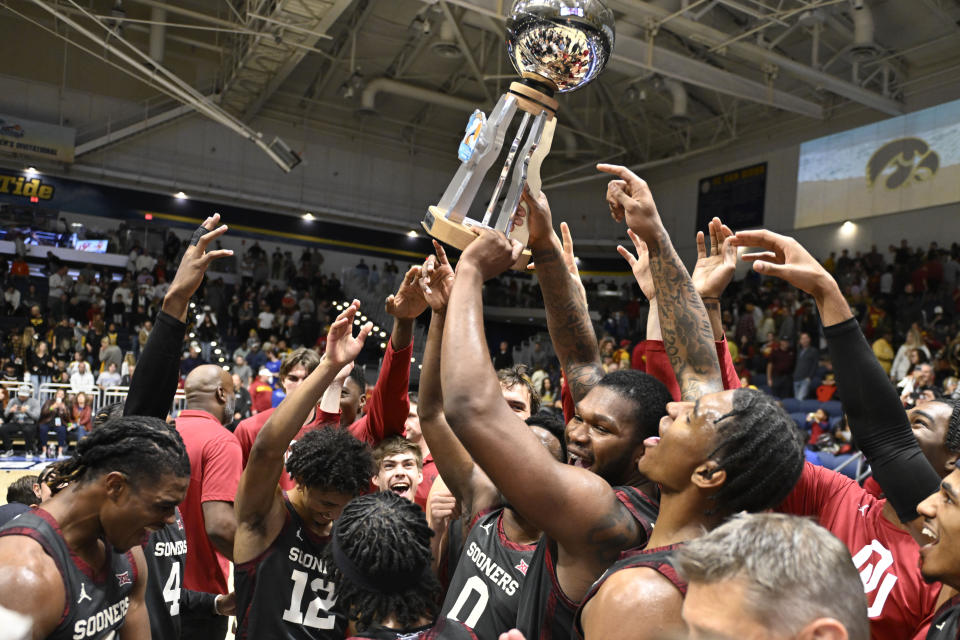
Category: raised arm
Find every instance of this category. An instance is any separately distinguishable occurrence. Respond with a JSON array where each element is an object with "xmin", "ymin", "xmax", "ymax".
[
  {"xmin": 522, "ymin": 188, "xmax": 604, "ymax": 404},
  {"xmin": 348, "ymin": 267, "xmax": 423, "ymax": 443},
  {"xmin": 441, "ymin": 229, "xmax": 642, "ymax": 580},
  {"xmin": 126, "ymin": 215, "xmax": 232, "ymax": 419},
  {"xmin": 599, "ymin": 164, "xmax": 721, "ymax": 400},
  {"xmin": 733, "ymin": 229, "xmax": 940, "ymax": 527},
  {"xmin": 417, "ymin": 242, "xmax": 498, "ymax": 516},
  {"xmin": 235, "ymin": 302, "xmax": 372, "ymax": 528}
]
